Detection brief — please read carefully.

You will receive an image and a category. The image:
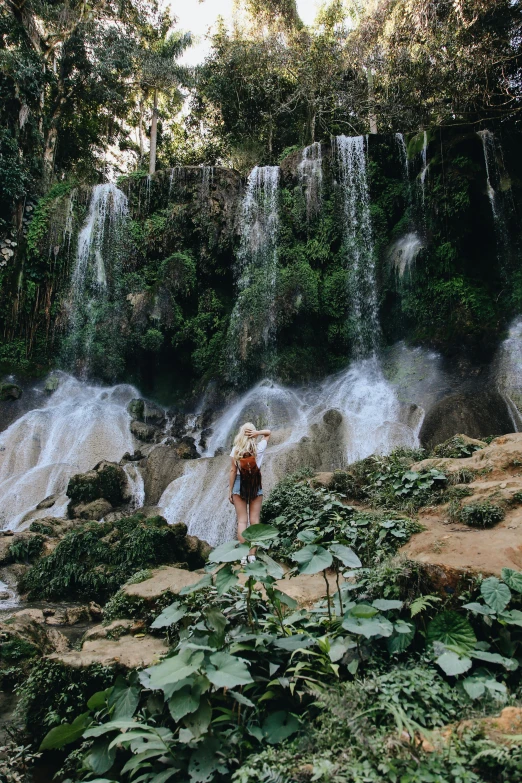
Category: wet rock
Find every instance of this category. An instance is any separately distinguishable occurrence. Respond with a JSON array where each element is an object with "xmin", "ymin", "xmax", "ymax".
[
  {"xmin": 72, "ymin": 498, "xmax": 113, "ymax": 521},
  {"xmin": 0, "ymin": 608, "xmax": 69, "ymax": 658},
  {"xmin": 169, "ymin": 412, "xmax": 188, "ymax": 439},
  {"xmin": 67, "ymin": 461, "xmax": 128, "ymax": 507},
  {"xmin": 130, "ymin": 420, "xmax": 158, "ymax": 442},
  {"xmin": 0, "ymin": 383, "xmax": 22, "ymax": 401},
  {"xmin": 322, "ymin": 408, "xmax": 343, "ymax": 428},
  {"xmin": 120, "ymin": 450, "xmax": 144, "ymax": 463},
  {"xmin": 199, "ymin": 427, "xmax": 213, "ymax": 451},
  {"xmin": 44, "ymin": 374, "xmax": 60, "ymax": 393},
  {"xmin": 175, "ymin": 436, "xmax": 200, "ymax": 460},
  {"xmin": 143, "ymin": 401, "xmax": 165, "ymax": 426},
  {"xmin": 88, "ymin": 601, "xmax": 103, "ymax": 620},
  {"xmin": 0, "ymin": 592, "xmax": 9, "ymax": 601},
  {"xmin": 36, "ymin": 495, "xmax": 58, "ymax": 510},
  {"xmin": 142, "ymin": 444, "xmax": 184, "ymax": 505},
  {"xmin": 83, "ymin": 620, "xmax": 134, "ymax": 642},
  {"xmin": 420, "ymin": 391, "xmax": 513, "ymax": 450},
  {"xmin": 128, "ymin": 398, "xmax": 144, "ymax": 421},
  {"xmin": 66, "ymin": 606, "xmax": 90, "ymax": 625},
  {"xmin": 185, "ymin": 535, "xmax": 212, "ymax": 563}
]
